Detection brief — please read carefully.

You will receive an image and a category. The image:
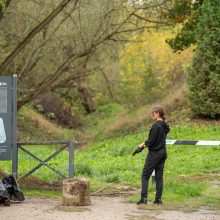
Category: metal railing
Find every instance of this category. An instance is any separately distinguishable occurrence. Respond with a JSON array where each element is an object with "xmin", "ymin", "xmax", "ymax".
[{"xmin": 12, "ymin": 141, "xmax": 75, "ymax": 182}]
